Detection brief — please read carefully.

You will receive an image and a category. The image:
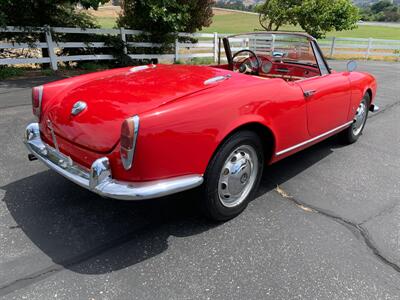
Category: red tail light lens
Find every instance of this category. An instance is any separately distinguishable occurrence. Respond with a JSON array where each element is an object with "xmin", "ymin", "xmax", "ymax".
[
  {"xmin": 121, "ymin": 119, "xmax": 135, "ymax": 150},
  {"xmin": 32, "ymin": 85, "xmax": 43, "ymax": 119},
  {"xmin": 120, "ymin": 116, "xmax": 140, "ymax": 170}
]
